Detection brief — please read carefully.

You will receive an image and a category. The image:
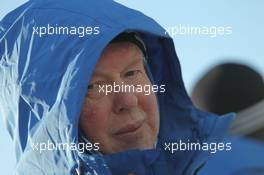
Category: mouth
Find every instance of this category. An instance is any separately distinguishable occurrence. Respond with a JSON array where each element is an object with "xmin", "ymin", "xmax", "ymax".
[{"xmin": 115, "ymin": 120, "xmax": 145, "ymax": 136}]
